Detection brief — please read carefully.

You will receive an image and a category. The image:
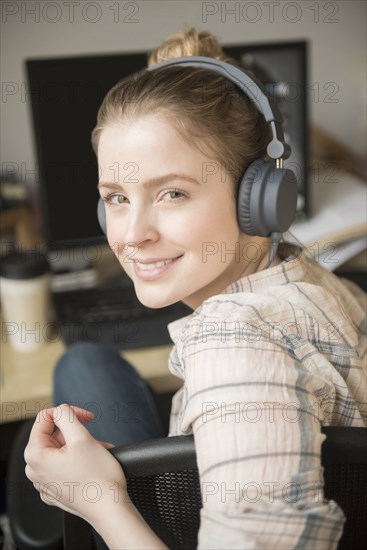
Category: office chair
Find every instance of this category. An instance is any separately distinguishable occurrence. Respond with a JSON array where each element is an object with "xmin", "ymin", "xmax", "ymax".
[{"xmin": 6, "ymin": 421, "xmax": 367, "ymax": 550}]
